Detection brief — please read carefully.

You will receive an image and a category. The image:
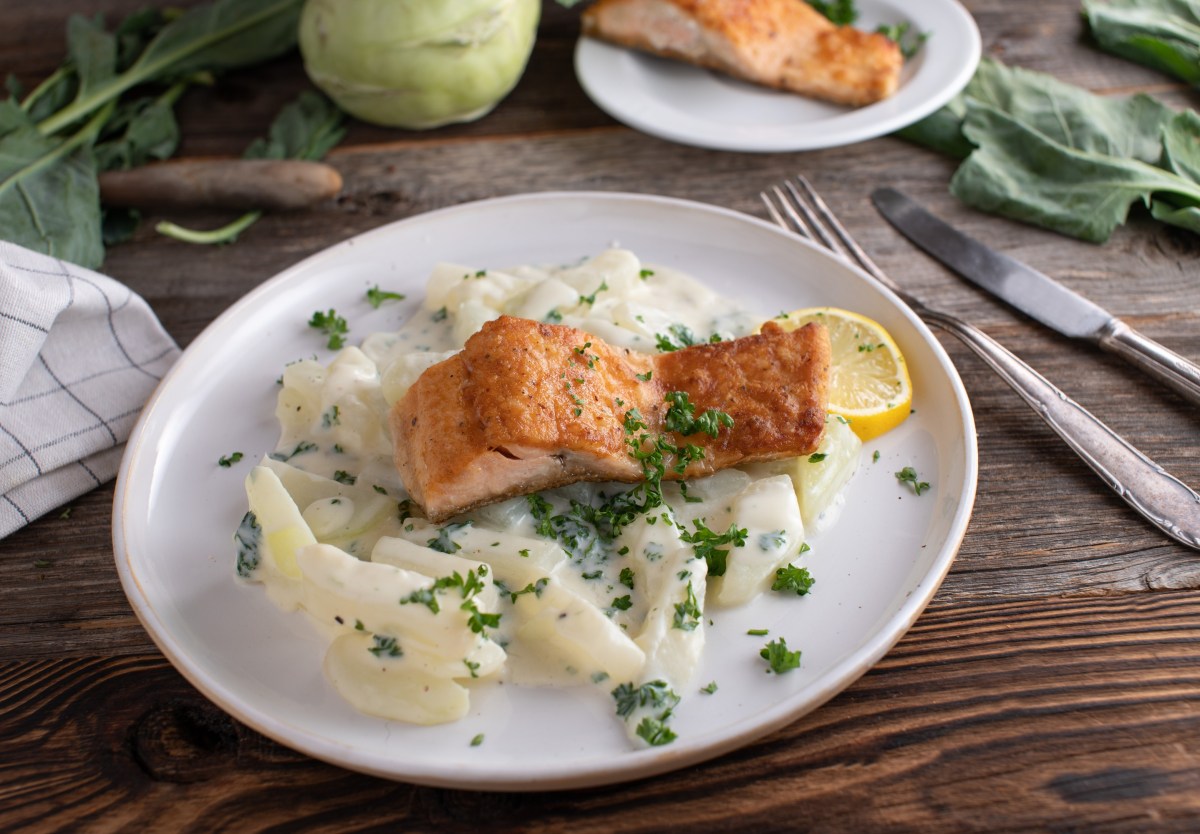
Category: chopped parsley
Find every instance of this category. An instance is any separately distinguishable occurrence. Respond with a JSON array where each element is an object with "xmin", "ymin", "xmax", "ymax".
[
  {"xmin": 680, "ymin": 518, "xmax": 747, "ymax": 577},
  {"xmin": 269, "ymin": 441, "xmax": 317, "ymax": 462},
  {"xmin": 427, "ymin": 521, "xmax": 470, "ymax": 554},
  {"xmin": 234, "ymin": 511, "xmax": 261, "ymax": 578},
  {"xmin": 218, "ymin": 451, "xmax": 244, "ymax": 468},
  {"xmin": 896, "ymin": 466, "xmax": 931, "ymax": 496},
  {"xmin": 805, "ymin": 0, "xmax": 857, "ymax": 25},
  {"xmin": 636, "ymin": 718, "xmax": 677, "ymax": 746},
  {"xmin": 635, "ymin": 370, "xmax": 653, "ymax": 382},
  {"xmin": 545, "ymin": 309, "xmax": 563, "ymax": 324},
  {"xmin": 368, "ymin": 635, "xmax": 403, "ymax": 658},
  {"xmin": 877, "ymin": 21, "xmax": 929, "ymax": 59},
  {"xmin": 808, "ymin": 452, "xmax": 827, "ymax": 463},
  {"xmin": 639, "ymin": 268, "xmax": 655, "ymax": 279},
  {"xmin": 772, "ymin": 565, "xmax": 815, "ymax": 596},
  {"xmin": 619, "ymin": 567, "xmax": 635, "ymax": 589},
  {"xmin": 373, "ymin": 485, "xmax": 388, "ymax": 495},
  {"xmin": 612, "ymin": 680, "xmax": 679, "ymax": 719},
  {"xmin": 758, "ymin": 530, "xmax": 788, "ymax": 551},
  {"xmin": 747, "ymin": 628, "xmax": 769, "ymax": 636},
  {"xmin": 321, "ymin": 405, "xmax": 340, "ymax": 428},
  {"xmin": 701, "ymin": 681, "xmax": 718, "ymax": 695},
  {"xmin": 672, "ymin": 581, "xmax": 702, "ymax": 631},
  {"xmin": 663, "ymin": 391, "xmax": 734, "ymax": 439},
  {"xmin": 432, "ymin": 306, "xmax": 448, "ymax": 322},
  {"xmin": 761, "ymin": 637, "xmax": 802, "ymax": 674},
  {"xmin": 873, "ymin": 450, "xmax": 881, "ymax": 463},
  {"xmin": 366, "ymin": 285, "xmax": 405, "ymax": 308},
  {"xmin": 332, "ymin": 470, "xmax": 356, "ymax": 485},
  {"xmin": 463, "ymin": 659, "xmax": 480, "ymax": 679},
  {"xmin": 611, "ymin": 594, "xmax": 633, "ymax": 611},
  {"xmin": 308, "ymin": 309, "xmax": 348, "ymax": 349},
  {"xmin": 470, "ymin": 733, "xmax": 485, "ymax": 747},
  {"xmin": 579, "ymin": 280, "xmax": 609, "ymax": 305},
  {"xmin": 496, "ymin": 577, "xmax": 549, "ymax": 603}
]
